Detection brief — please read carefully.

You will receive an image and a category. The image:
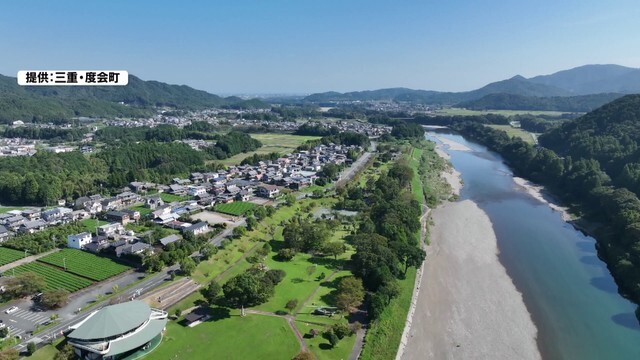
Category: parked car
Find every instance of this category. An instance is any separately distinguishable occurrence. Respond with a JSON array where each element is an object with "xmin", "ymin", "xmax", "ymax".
[{"xmin": 5, "ymin": 306, "xmax": 18, "ymax": 314}]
